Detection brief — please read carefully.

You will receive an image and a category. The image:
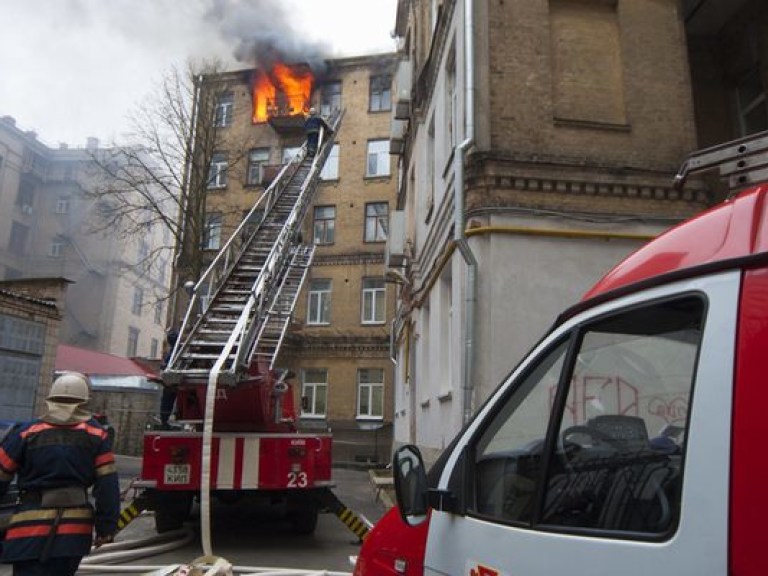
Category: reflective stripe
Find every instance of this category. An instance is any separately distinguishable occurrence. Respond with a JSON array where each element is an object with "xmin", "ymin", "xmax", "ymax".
[
  {"xmin": 95, "ymin": 452, "xmax": 115, "ymax": 467},
  {"xmin": 11, "ymin": 508, "xmax": 93, "ymax": 523},
  {"xmin": 95, "ymin": 462, "xmax": 117, "ymax": 477},
  {"xmin": 6, "ymin": 523, "xmax": 93, "ymax": 539},
  {"xmin": 0, "ymin": 447, "xmax": 18, "ymax": 472},
  {"xmin": 21, "ymin": 422, "xmax": 55, "ymax": 439}
]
